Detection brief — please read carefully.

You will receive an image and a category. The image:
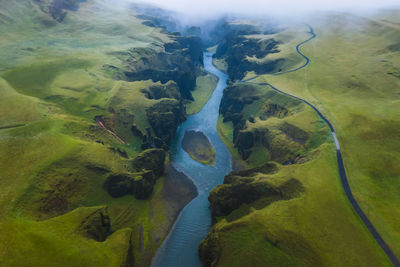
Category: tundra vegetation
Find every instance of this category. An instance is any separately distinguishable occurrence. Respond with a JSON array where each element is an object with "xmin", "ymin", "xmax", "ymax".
[
  {"xmin": 0, "ymin": 0, "xmax": 206, "ymax": 265},
  {"xmin": 201, "ymin": 14, "xmax": 399, "ymax": 266},
  {"xmin": 0, "ymin": 0, "xmax": 399, "ymax": 266}
]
